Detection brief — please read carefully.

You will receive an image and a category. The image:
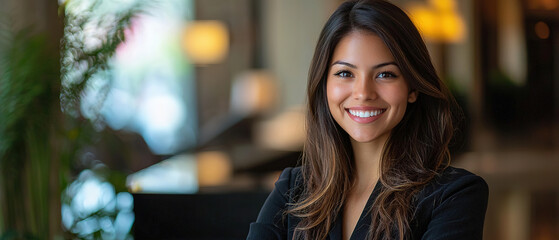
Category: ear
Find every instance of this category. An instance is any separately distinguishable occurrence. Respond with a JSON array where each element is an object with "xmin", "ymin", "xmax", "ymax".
[{"xmin": 408, "ymin": 90, "xmax": 418, "ymax": 103}]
